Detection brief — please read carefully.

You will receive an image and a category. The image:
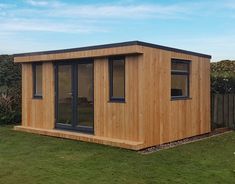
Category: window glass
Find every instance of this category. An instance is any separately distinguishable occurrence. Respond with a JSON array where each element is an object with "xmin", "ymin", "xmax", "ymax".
[
  {"xmin": 34, "ymin": 64, "xmax": 42, "ymax": 97},
  {"xmin": 171, "ymin": 74, "xmax": 188, "ymax": 97},
  {"xmin": 109, "ymin": 58, "xmax": 125, "ymax": 101},
  {"xmin": 57, "ymin": 65, "xmax": 72, "ymax": 125},
  {"xmin": 171, "ymin": 62, "xmax": 188, "ymax": 72},
  {"xmin": 171, "ymin": 60, "xmax": 190, "ymax": 98},
  {"xmin": 77, "ymin": 63, "xmax": 94, "ymax": 128}
]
